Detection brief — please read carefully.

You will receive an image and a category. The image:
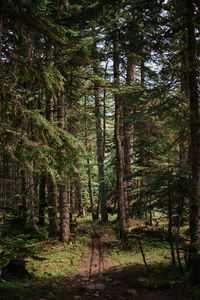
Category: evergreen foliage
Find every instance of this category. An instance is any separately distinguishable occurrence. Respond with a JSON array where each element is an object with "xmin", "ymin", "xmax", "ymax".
[{"xmin": 0, "ymin": 0, "xmax": 200, "ymax": 285}]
